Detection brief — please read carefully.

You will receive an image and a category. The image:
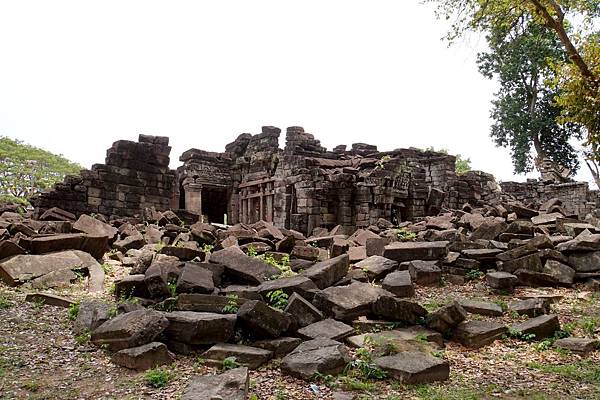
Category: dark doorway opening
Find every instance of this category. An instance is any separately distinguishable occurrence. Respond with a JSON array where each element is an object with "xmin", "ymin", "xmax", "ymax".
[
  {"xmin": 179, "ymin": 183, "xmax": 186, "ymax": 210},
  {"xmin": 202, "ymin": 187, "xmax": 228, "ymax": 224}
]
